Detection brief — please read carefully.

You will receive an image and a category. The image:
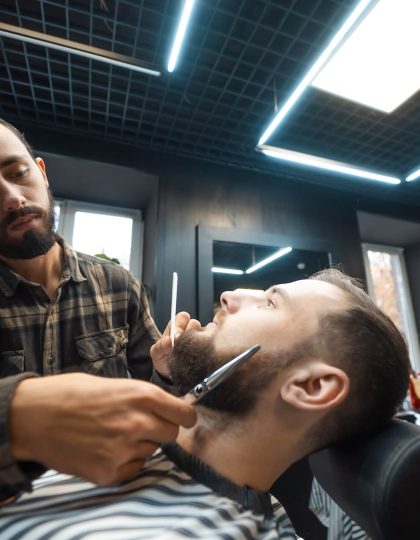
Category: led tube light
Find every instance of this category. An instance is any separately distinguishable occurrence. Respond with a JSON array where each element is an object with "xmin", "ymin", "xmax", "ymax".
[
  {"xmin": 406, "ymin": 169, "xmax": 420, "ymax": 183},
  {"xmin": 212, "ymin": 267, "xmax": 244, "ymax": 275},
  {"xmin": 167, "ymin": 0, "xmax": 196, "ymax": 72},
  {"xmin": 257, "ymin": 0, "xmax": 374, "ymax": 145},
  {"xmin": 258, "ymin": 145, "xmax": 401, "ymax": 185},
  {"xmin": 0, "ymin": 22, "xmax": 161, "ymax": 77},
  {"xmin": 246, "ymin": 247, "xmax": 292, "ymax": 274}
]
